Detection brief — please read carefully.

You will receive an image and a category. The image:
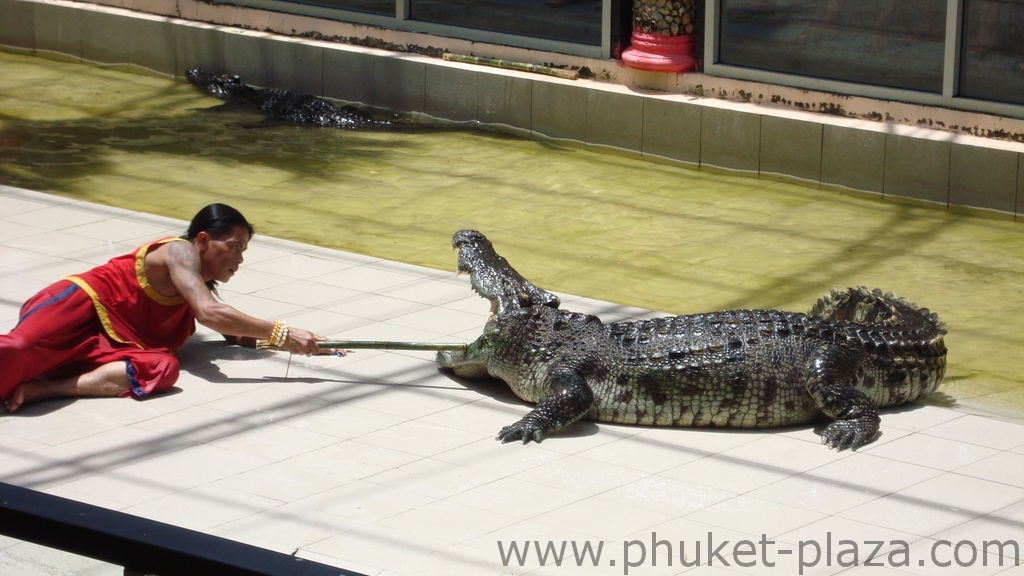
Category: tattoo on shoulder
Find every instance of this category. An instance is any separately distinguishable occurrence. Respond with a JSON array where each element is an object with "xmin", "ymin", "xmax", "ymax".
[
  {"xmin": 167, "ymin": 240, "xmax": 198, "ymax": 267},
  {"xmin": 166, "ymin": 241, "xmax": 207, "ymax": 297}
]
